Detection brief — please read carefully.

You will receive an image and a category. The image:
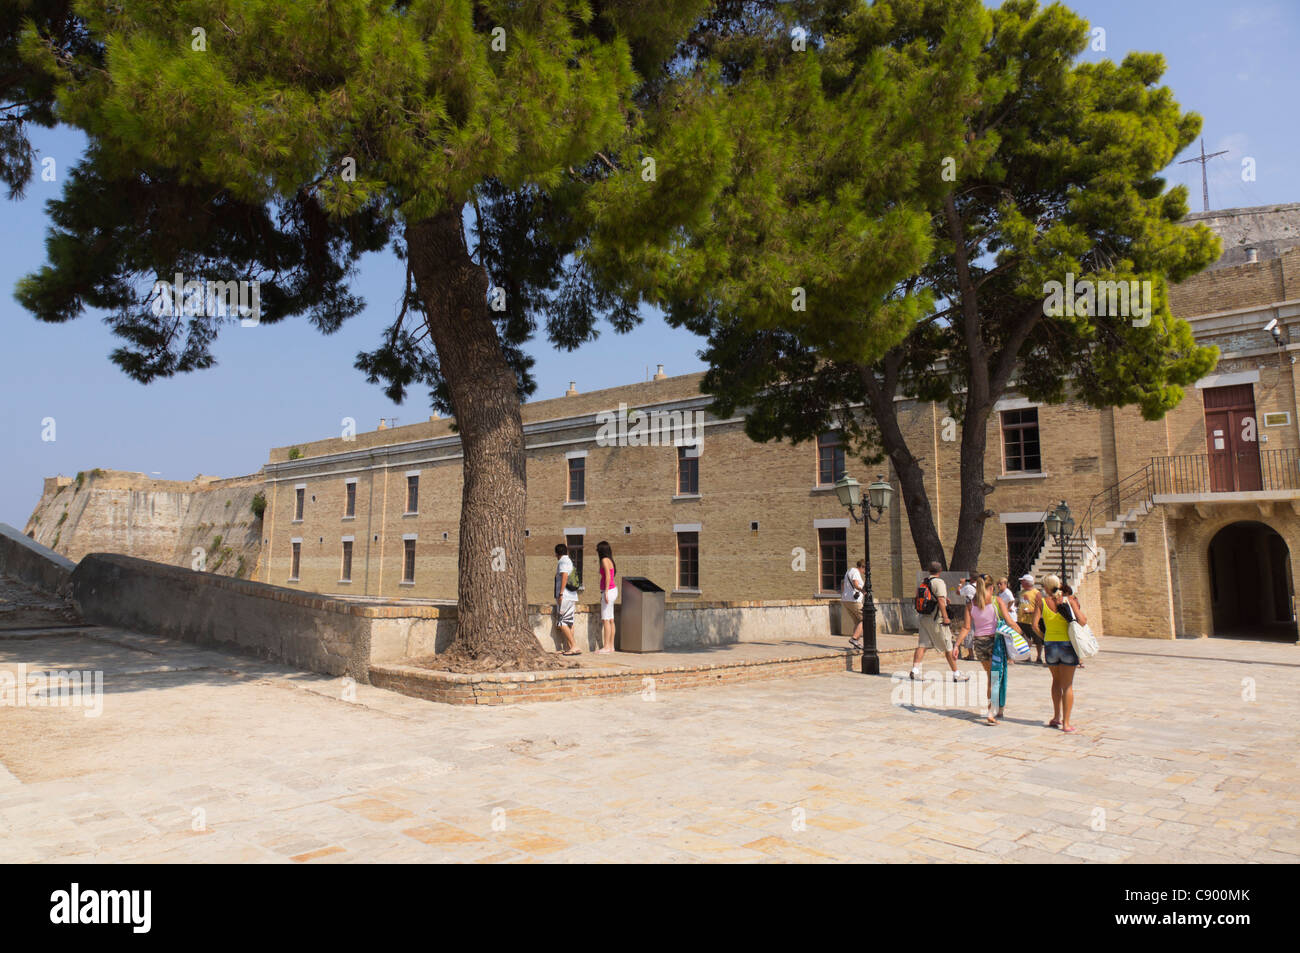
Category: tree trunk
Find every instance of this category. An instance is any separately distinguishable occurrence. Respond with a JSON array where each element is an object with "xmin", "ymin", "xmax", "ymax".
[
  {"xmin": 860, "ymin": 364, "xmax": 947, "ymax": 570},
  {"xmin": 950, "ymin": 400, "xmax": 993, "ymax": 573},
  {"xmin": 405, "ymin": 209, "xmax": 555, "ymax": 670}
]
